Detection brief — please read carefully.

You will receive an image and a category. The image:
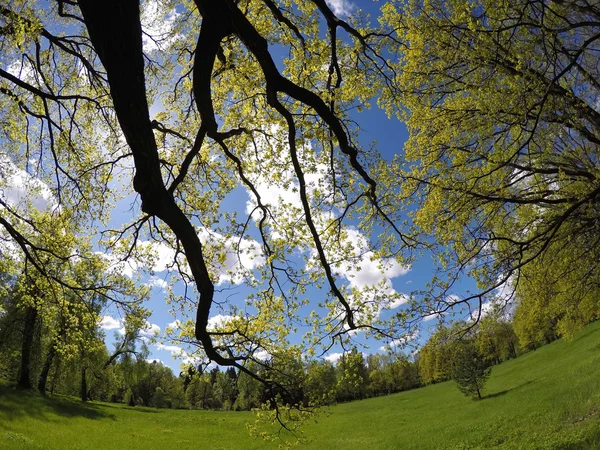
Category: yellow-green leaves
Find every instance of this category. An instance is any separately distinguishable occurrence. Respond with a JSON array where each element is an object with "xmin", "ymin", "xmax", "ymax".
[{"xmin": 380, "ymin": 0, "xmax": 600, "ymax": 322}]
